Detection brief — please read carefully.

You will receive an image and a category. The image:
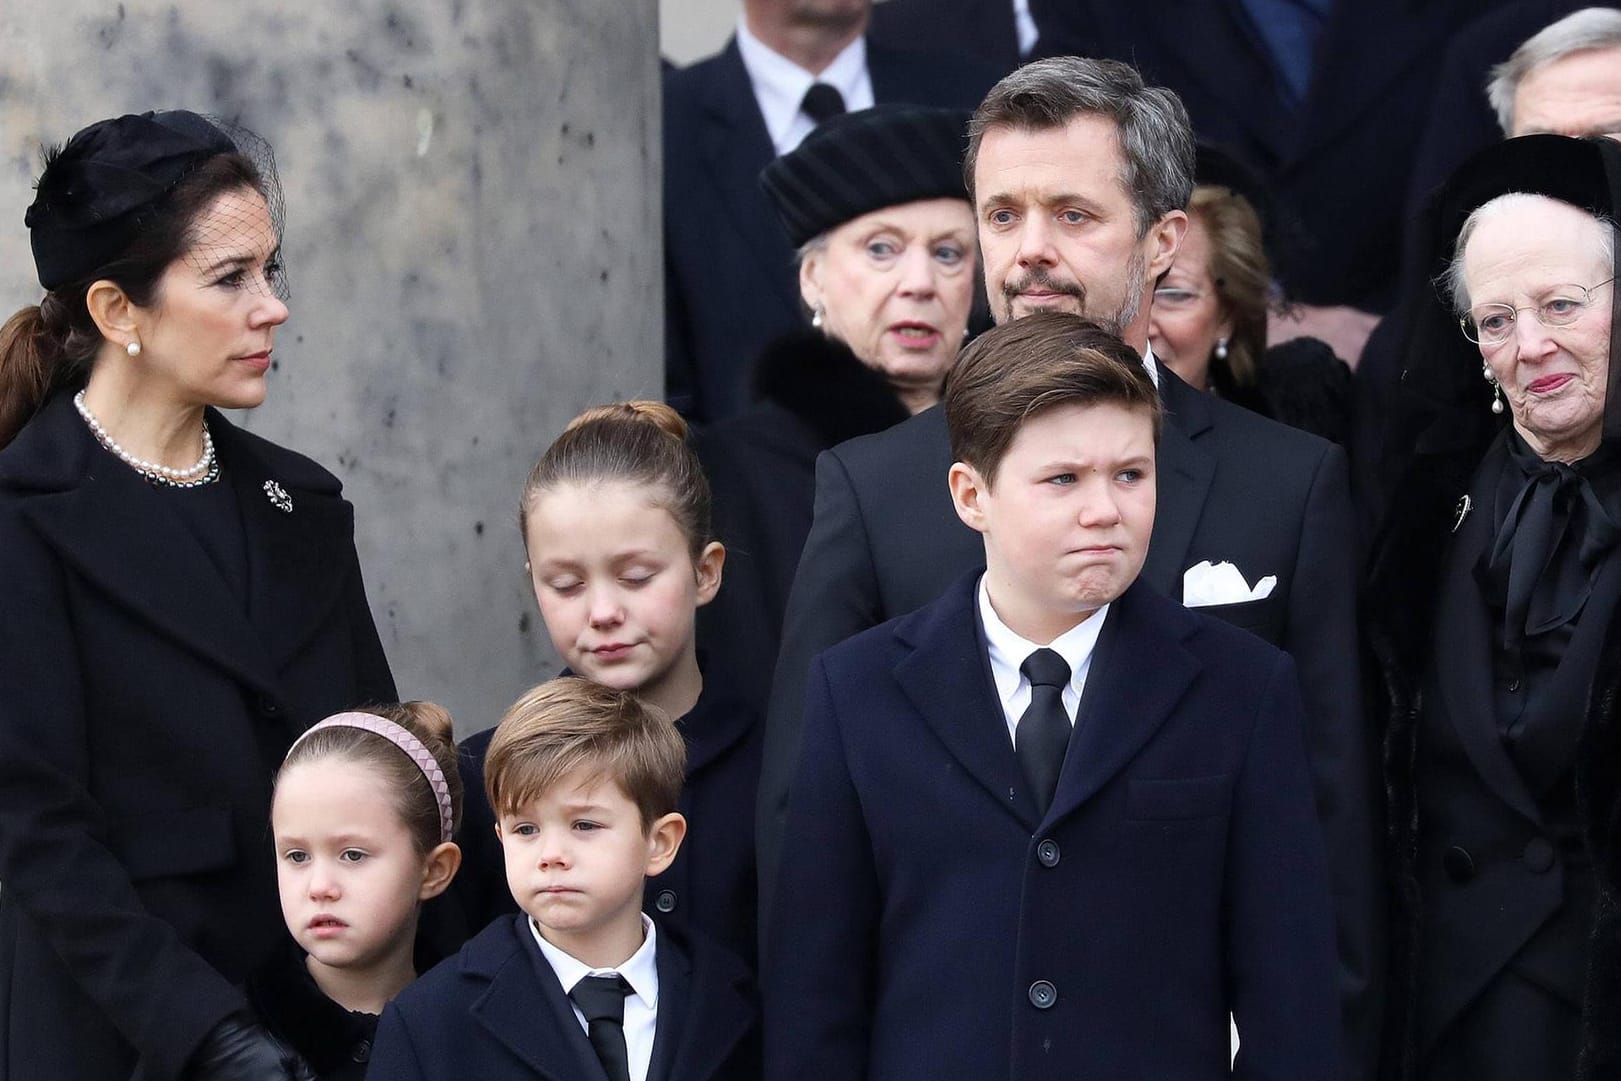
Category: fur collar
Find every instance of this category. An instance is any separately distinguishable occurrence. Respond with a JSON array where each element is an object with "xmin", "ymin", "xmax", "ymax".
[{"xmin": 750, "ymin": 330, "xmax": 912, "ymax": 449}]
